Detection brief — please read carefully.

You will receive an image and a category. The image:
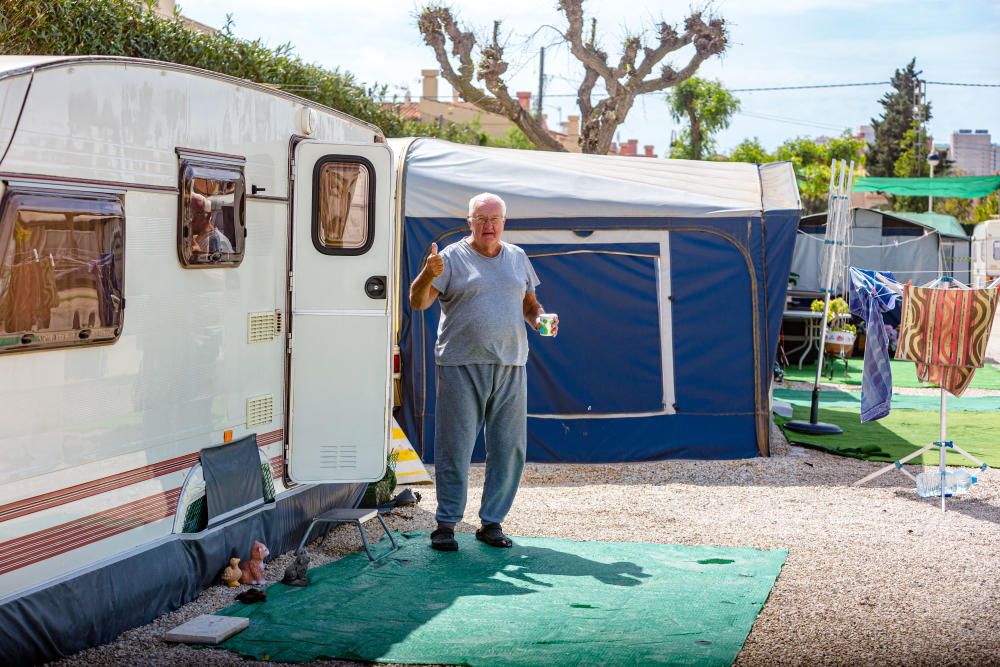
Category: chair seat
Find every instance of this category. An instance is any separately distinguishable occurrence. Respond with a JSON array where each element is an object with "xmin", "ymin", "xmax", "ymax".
[{"xmin": 313, "ymin": 508, "xmax": 378, "ymax": 523}]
